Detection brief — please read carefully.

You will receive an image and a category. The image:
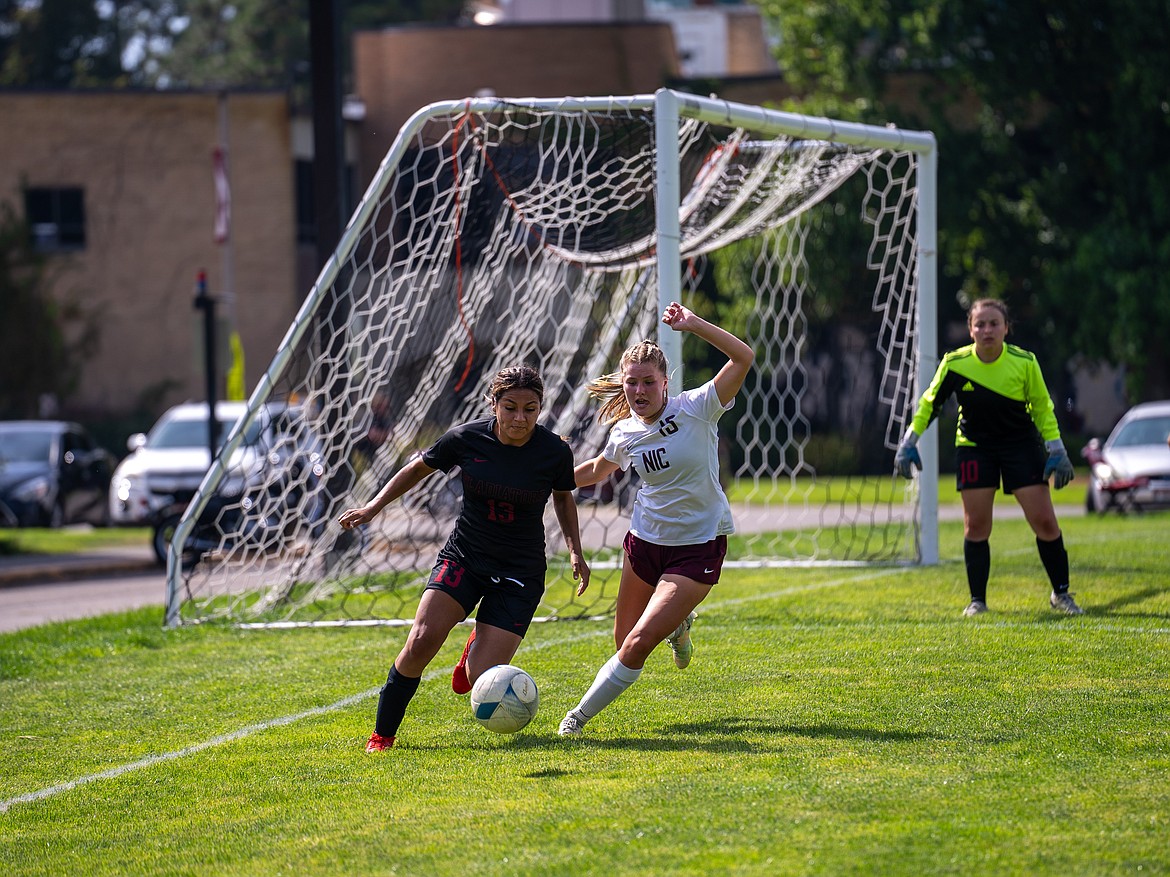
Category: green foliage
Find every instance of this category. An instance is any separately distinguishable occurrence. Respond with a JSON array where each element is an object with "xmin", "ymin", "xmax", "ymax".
[
  {"xmin": 0, "ymin": 198, "xmax": 96, "ymax": 418},
  {"xmin": 159, "ymin": 0, "xmax": 310, "ymax": 89},
  {"xmin": 1, "ymin": 513, "xmax": 1168, "ymax": 875},
  {"xmin": 0, "ymin": 1, "xmax": 469, "ymax": 89},
  {"xmin": 757, "ymin": 0, "xmax": 1170, "ymax": 401},
  {"xmin": 0, "ymin": 0, "xmax": 125, "ymax": 86}
]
